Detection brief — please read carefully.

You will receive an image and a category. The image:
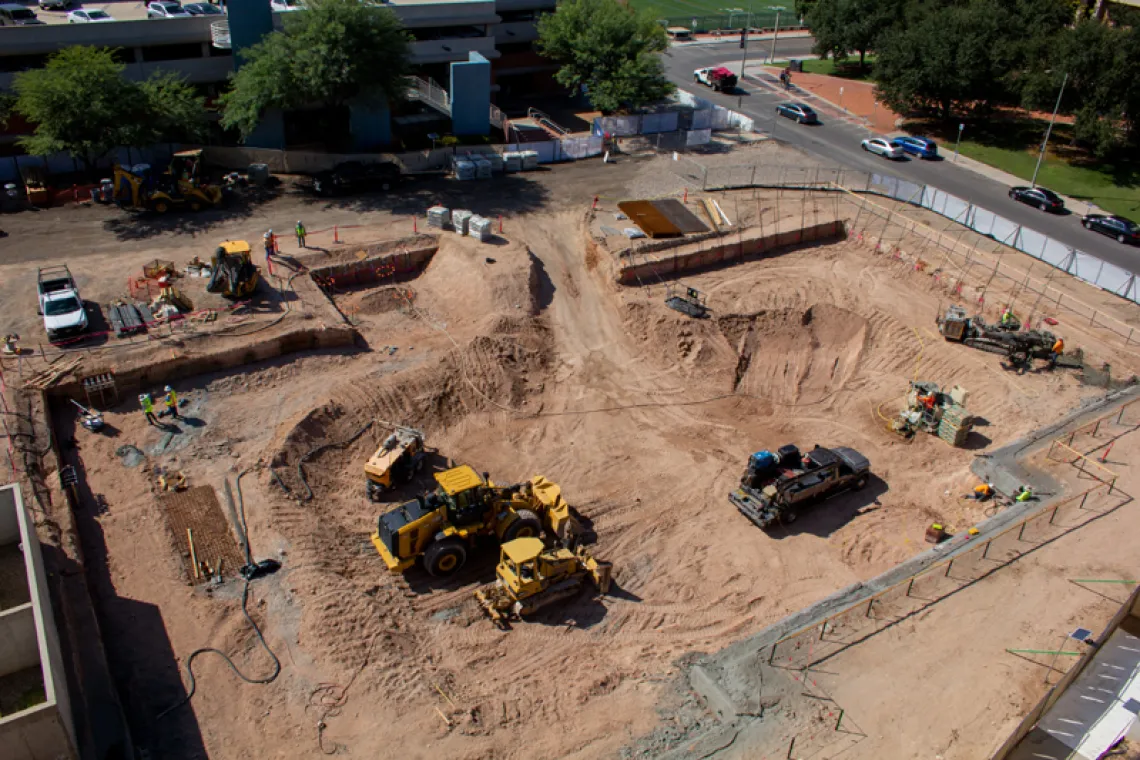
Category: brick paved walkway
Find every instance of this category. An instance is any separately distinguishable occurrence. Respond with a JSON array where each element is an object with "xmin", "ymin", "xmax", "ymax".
[{"xmin": 762, "ymin": 67, "xmax": 901, "ymax": 134}]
